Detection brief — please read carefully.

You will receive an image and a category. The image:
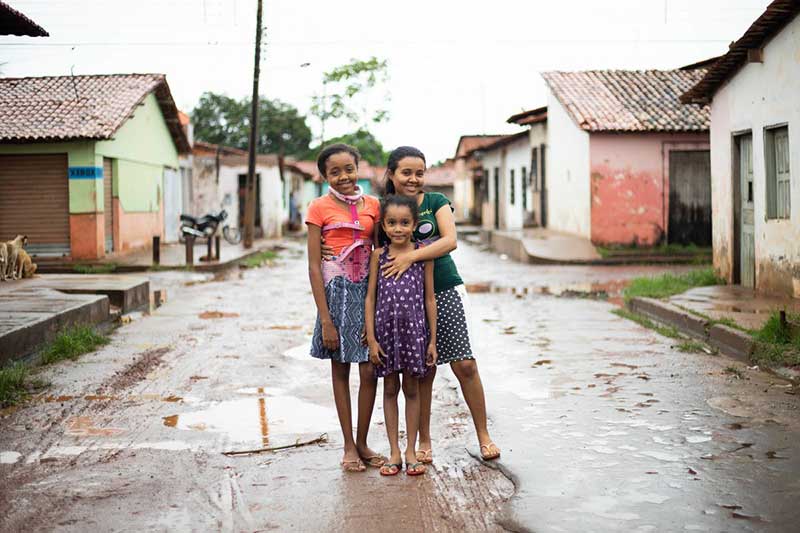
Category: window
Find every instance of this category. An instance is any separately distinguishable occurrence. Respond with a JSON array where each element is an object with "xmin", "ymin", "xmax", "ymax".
[
  {"xmin": 510, "ymin": 169, "xmax": 516, "ymax": 205},
  {"xmin": 531, "ymin": 148, "xmax": 539, "ymax": 191},
  {"xmin": 765, "ymin": 125, "xmax": 791, "ymax": 219},
  {"xmin": 521, "ymin": 166, "xmax": 528, "ymax": 209}
]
